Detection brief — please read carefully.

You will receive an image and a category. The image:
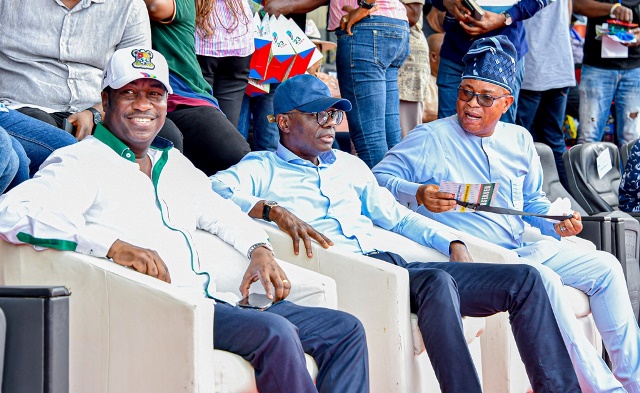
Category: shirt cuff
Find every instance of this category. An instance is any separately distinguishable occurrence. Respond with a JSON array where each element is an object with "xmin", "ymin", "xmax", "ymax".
[
  {"xmin": 432, "ymin": 230, "xmax": 460, "ymax": 257},
  {"xmin": 539, "ymin": 219, "xmax": 561, "ymax": 240},
  {"xmin": 506, "ymin": 6, "xmax": 522, "ymax": 22},
  {"xmin": 397, "ymin": 180, "xmax": 422, "ymax": 211},
  {"xmin": 76, "ymin": 227, "xmax": 121, "ymax": 258}
]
